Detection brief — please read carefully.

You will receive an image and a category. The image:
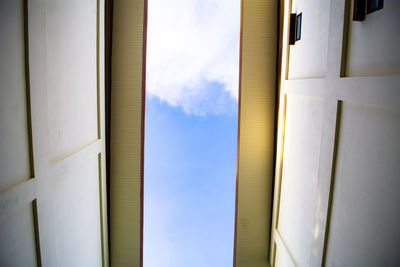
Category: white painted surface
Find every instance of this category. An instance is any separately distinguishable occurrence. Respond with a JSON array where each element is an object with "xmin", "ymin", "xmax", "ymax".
[
  {"xmin": 53, "ymin": 157, "xmax": 102, "ymax": 267},
  {"xmin": 346, "ymin": 0, "xmax": 400, "ymax": 77},
  {"xmin": 278, "ymin": 95, "xmax": 323, "ymax": 267},
  {"xmin": 275, "ymin": 244, "xmax": 295, "ymax": 267},
  {"xmin": 0, "ymin": 202, "xmax": 38, "ymax": 266},
  {"xmin": 0, "ymin": 0, "xmax": 32, "ymax": 193},
  {"xmin": 0, "ymin": 0, "xmax": 108, "ymax": 266},
  {"xmin": 325, "ymin": 102, "xmax": 400, "ymax": 266},
  {"xmin": 271, "ymin": 0, "xmax": 400, "ymax": 266},
  {"xmin": 46, "ymin": 0, "xmax": 98, "ymax": 161},
  {"xmin": 288, "ymin": 0, "xmax": 330, "ymax": 79}
]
